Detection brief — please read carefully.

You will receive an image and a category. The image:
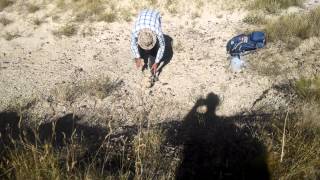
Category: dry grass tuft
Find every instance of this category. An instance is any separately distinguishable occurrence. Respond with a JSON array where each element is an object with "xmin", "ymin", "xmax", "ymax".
[
  {"xmin": 243, "ymin": 12, "xmax": 266, "ymax": 25},
  {"xmin": 173, "ymin": 40, "xmax": 184, "ymax": 52},
  {"xmin": 3, "ymin": 31, "xmax": 21, "ymax": 41},
  {"xmin": 247, "ymin": 49, "xmax": 288, "ymax": 77},
  {"xmin": 265, "ymin": 115, "xmax": 320, "ymax": 179},
  {"xmin": 4, "ymin": 143, "xmax": 63, "ymax": 179},
  {"xmin": 98, "ymin": 12, "xmax": 117, "ymax": 23},
  {"xmin": 295, "ymin": 77, "xmax": 320, "ymax": 102},
  {"xmin": 4, "ymin": 96, "xmax": 39, "ymax": 114},
  {"xmin": 33, "ymin": 18, "xmax": 43, "ymax": 26},
  {"xmin": 265, "ymin": 7, "xmax": 320, "ymax": 49},
  {"xmin": 0, "ymin": 112, "xmax": 176, "ymax": 179},
  {"xmin": 133, "ymin": 129, "xmax": 177, "ymax": 179},
  {"xmin": 56, "ymin": 0, "xmax": 108, "ymax": 22},
  {"xmin": 27, "ymin": 4, "xmax": 40, "ymax": 13},
  {"xmin": 52, "ymin": 0, "xmax": 219, "ymax": 22},
  {"xmin": 251, "ymin": 0, "xmax": 305, "ymax": 13},
  {"xmin": 0, "ymin": 16, "xmax": 12, "ymax": 26},
  {"xmin": 51, "ymin": 77, "xmax": 119, "ymax": 103},
  {"xmin": 0, "ymin": 0, "xmax": 13, "ymax": 11},
  {"xmin": 256, "ymin": 77, "xmax": 320, "ymax": 179},
  {"xmin": 53, "ymin": 23, "xmax": 77, "ymax": 37}
]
